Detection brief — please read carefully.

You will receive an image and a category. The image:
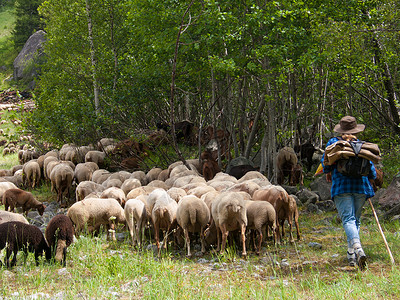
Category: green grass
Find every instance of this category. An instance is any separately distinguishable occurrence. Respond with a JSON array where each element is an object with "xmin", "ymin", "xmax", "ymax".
[
  {"xmin": 0, "ymin": 6, "xmax": 17, "ymax": 89},
  {"xmin": 0, "ymin": 203, "xmax": 399, "ymax": 299}
]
